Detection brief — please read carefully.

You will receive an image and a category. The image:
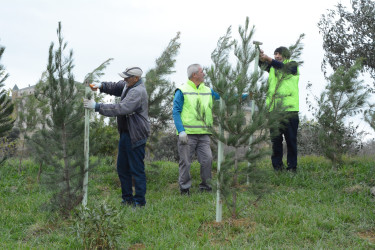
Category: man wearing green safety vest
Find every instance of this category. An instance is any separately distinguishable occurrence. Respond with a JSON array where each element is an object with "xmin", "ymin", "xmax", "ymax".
[
  {"xmin": 173, "ymin": 64, "xmax": 219, "ymax": 195},
  {"xmin": 260, "ymin": 46, "xmax": 300, "ymax": 172}
]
